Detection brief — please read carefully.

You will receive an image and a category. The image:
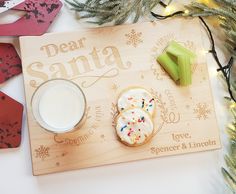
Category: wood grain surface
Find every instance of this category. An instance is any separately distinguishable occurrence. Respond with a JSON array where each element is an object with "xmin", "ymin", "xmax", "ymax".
[{"xmin": 19, "ymin": 18, "xmax": 221, "ymax": 175}]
